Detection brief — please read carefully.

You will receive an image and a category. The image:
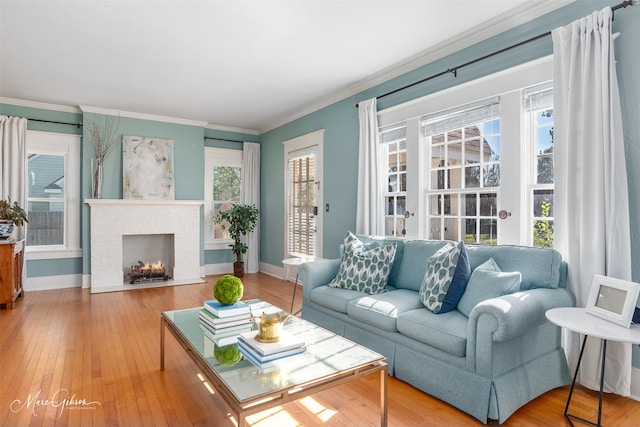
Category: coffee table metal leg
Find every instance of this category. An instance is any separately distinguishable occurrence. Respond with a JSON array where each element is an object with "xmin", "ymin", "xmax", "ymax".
[
  {"xmin": 380, "ymin": 368, "xmax": 388, "ymax": 427},
  {"xmin": 160, "ymin": 316, "xmax": 165, "ymax": 371}
]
